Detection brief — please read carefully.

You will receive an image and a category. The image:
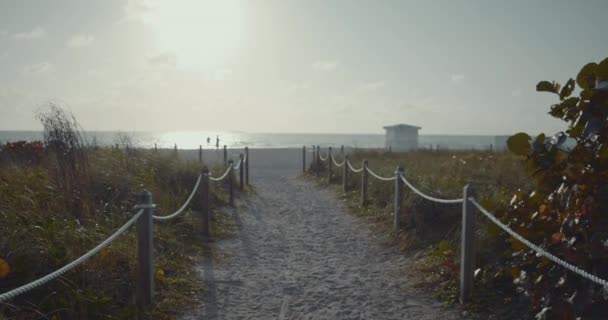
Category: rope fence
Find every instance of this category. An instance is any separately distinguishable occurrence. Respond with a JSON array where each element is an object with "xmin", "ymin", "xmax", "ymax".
[
  {"xmin": 0, "ymin": 145, "xmax": 251, "ymax": 311},
  {"xmin": 399, "ymin": 174, "xmax": 463, "ymax": 204},
  {"xmin": 153, "ymin": 174, "xmax": 202, "ymax": 221},
  {"xmin": 0, "ymin": 209, "xmax": 145, "ymax": 303},
  {"xmin": 365, "ymin": 167, "xmax": 397, "ymax": 181},
  {"xmin": 303, "ymin": 145, "xmax": 608, "ymax": 304}
]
